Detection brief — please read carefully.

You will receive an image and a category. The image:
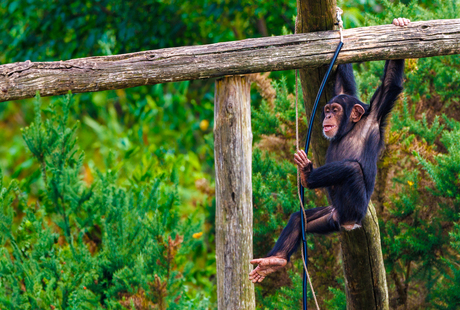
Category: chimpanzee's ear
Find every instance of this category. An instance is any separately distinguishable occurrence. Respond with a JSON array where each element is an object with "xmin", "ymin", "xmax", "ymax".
[
  {"xmin": 334, "ymin": 64, "xmax": 357, "ymax": 97},
  {"xmin": 351, "ymin": 104, "xmax": 365, "ymax": 122}
]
